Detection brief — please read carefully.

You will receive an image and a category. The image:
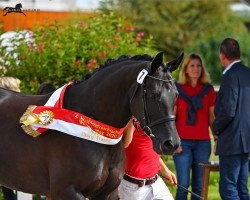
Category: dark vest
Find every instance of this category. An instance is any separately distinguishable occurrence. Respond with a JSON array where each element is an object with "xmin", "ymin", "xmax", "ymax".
[{"xmin": 175, "ymin": 83, "xmax": 212, "ymax": 125}]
